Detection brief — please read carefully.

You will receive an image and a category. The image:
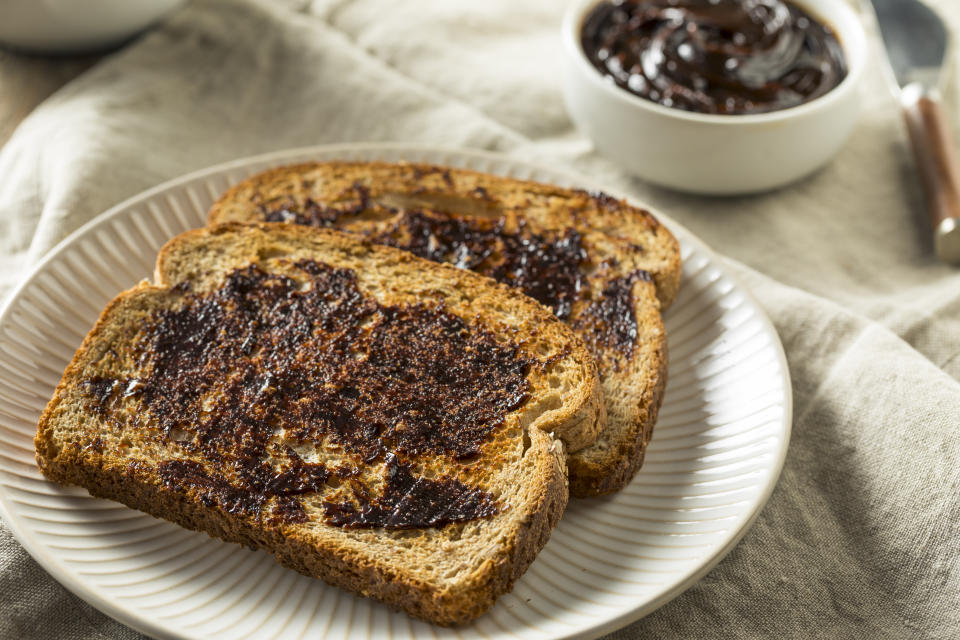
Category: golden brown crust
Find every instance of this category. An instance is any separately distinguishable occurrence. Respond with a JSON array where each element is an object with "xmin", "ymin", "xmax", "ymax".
[
  {"xmin": 207, "ymin": 162, "xmax": 680, "ymax": 496},
  {"xmin": 38, "ymin": 429, "xmax": 568, "ymax": 626},
  {"xmin": 568, "ymin": 316, "xmax": 667, "ymax": 497},
  {"xmin": 567, "ymin": 280, "xmax": 668, "ymax": 497}
]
